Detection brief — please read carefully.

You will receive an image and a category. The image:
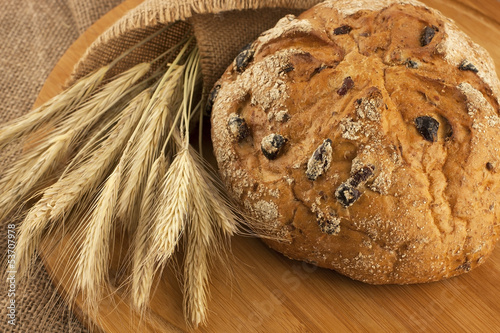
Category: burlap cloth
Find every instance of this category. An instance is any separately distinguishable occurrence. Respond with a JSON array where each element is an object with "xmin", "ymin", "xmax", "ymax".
[{"xmin": 0, "ymin": 0, "xmax": 323, "ymax": 331}]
